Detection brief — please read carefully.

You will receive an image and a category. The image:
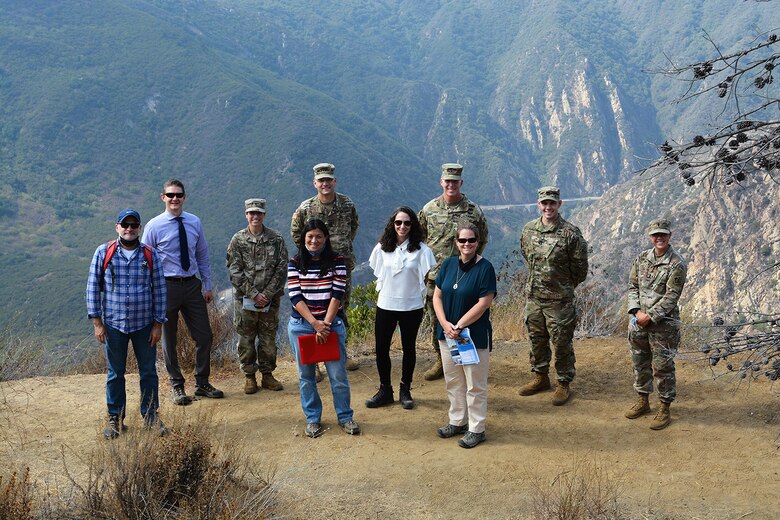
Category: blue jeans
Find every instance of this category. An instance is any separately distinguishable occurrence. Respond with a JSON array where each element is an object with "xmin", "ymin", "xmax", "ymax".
[
  {"xmin": 287, "ymin": 317, "xmax": 352, "ymax": 424},
  {"xmin": 105, "ymin": 323, "xmax": 159, "ymax": 421}
]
